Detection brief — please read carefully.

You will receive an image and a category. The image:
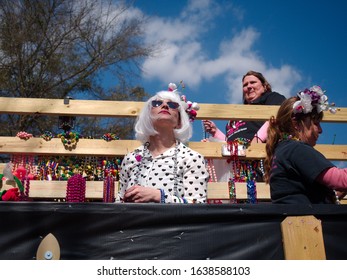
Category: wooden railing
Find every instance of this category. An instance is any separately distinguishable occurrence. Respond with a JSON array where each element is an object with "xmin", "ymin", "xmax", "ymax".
[{"xmin": 1, "ymin": 96, "xmax": 347, "ymax": 202}]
